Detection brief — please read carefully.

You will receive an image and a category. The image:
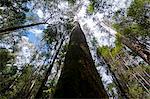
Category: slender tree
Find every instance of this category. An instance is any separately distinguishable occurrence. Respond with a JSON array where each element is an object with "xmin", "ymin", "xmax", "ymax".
[
  {"xmin": 112, "ymin": 0, "xmax": 150, "ymax": 64},
  {"xmin": 101, "ymin": 22, "xmax": 150, "ymax": 65},
  {"xmin": 35, "ymin": 33, "xmax": 65, "ymax": 98},
  {"xmin": 0, "ymin": 22, "xmax": 47, "ymax": 35},
  {"xmin": 98, "ymin": 43, "xmax": 150, "ymax": 98},
  {"xmin": 53, "ymin": 22, "xmax": 108, "ymax": 98},
  {"xmin": 118, "ymin": 34, "xmax": 150, "ymax": 65},
  {"xmin": 97, "ymin": 54, "xmax": 129, "ymax": 99}
]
